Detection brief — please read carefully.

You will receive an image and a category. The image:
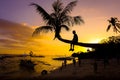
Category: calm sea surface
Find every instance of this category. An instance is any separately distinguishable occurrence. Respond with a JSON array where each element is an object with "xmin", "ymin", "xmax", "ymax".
[{"xmin": 0, "ymin": 55, "xmax": 72, "ymax": 79}]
